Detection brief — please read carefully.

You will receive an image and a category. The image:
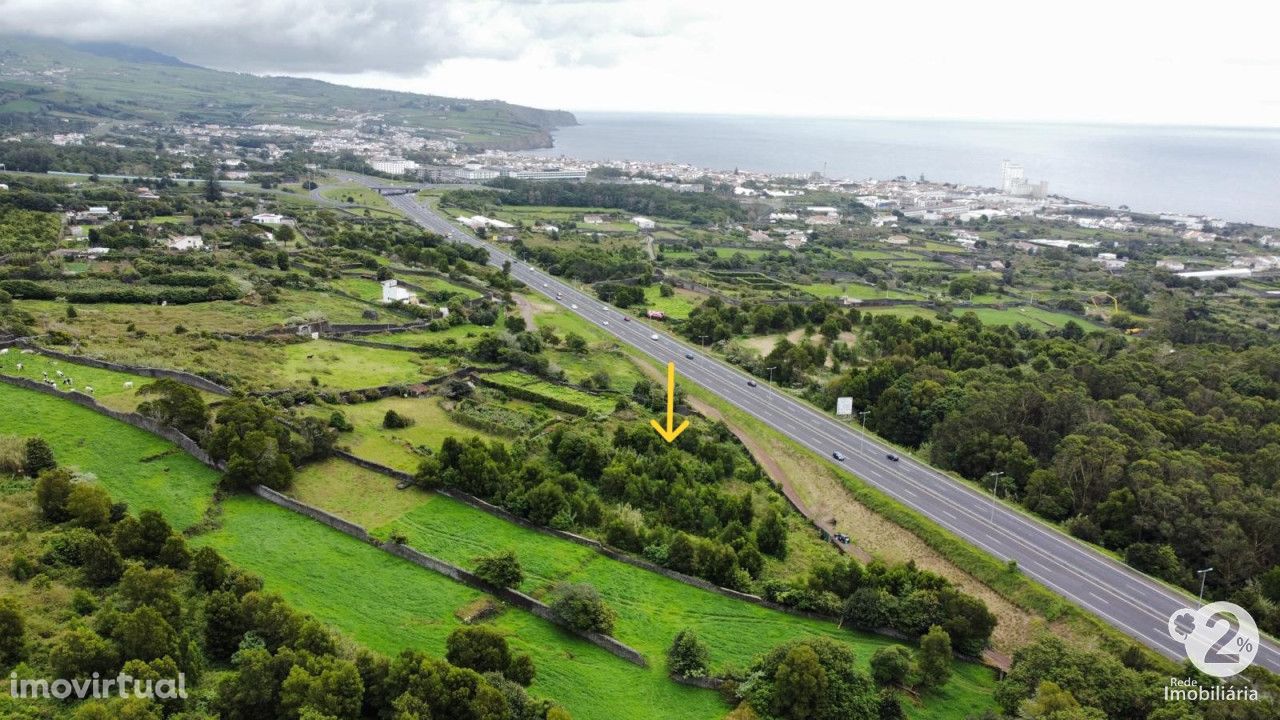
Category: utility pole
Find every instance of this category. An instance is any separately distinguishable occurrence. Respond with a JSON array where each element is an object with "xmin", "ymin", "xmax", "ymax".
[
  {"xmin": 987, "ymin": 471, "xmax": 1005, "ymax": 523},
  {"xmin": 1197, "ymin": 567, "xmax": 1214, "ymax": 603},
  {"xmin": 699, "ymin": 335, "xmax": 708, "ymax": 348},
  {"xmin": 858, "ymin": 410, "xmax": 870, "ymax": 455}
]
